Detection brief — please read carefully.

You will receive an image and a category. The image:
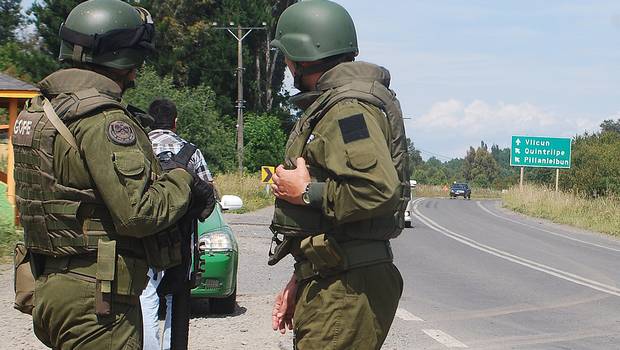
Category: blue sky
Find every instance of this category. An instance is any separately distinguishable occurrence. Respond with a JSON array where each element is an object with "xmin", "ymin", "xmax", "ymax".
[
  {"xmin": 21, "ymin": 0, "xmax": 620, "ymax": 159},
  {"xmin": 324, "ymin": 0, "xmax": 620, "ymax": 159}
]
